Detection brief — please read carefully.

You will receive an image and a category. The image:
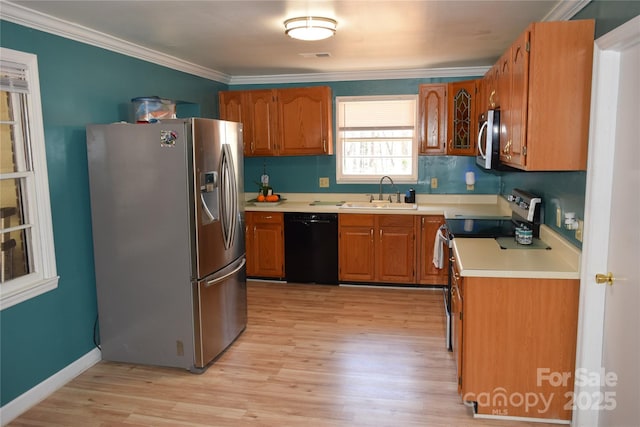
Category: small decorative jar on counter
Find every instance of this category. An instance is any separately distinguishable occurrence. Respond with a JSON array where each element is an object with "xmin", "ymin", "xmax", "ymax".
[{"xmin": 515, "ymin": 226, "xmax": 533, "ymax": 245}]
